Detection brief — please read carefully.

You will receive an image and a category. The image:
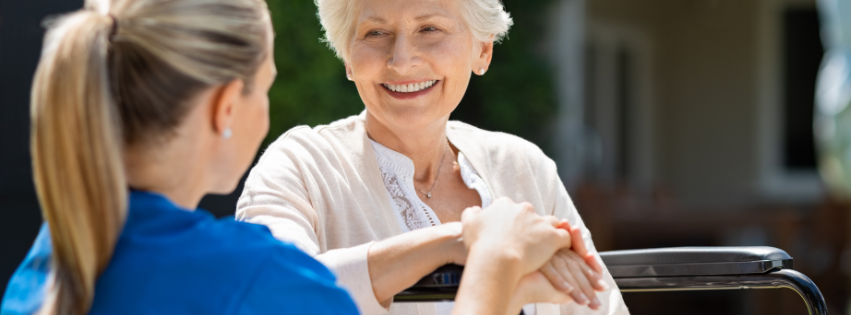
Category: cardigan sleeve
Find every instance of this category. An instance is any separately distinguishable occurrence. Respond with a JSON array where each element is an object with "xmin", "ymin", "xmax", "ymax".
[
  {"xmin": 535, "ymin": 150, "xmax": 631, "ymax": 315},
  {"xmin": 236, "ymin": 129, "xmax": 390, "ymax": 315}
]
